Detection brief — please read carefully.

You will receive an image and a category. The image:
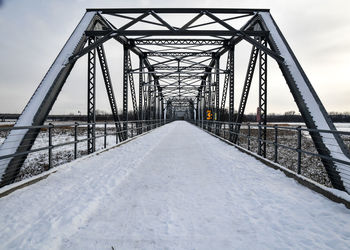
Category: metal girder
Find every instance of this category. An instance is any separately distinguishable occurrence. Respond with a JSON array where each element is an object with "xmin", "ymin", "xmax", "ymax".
[
  {"xmin": 233, "ymin": 42, "xmax": 259, "ymax": 143},
  {"xmin": 69, "ymin": 31, "xmax": 115, "ymax": 63},
  {"xmin": 133, "ymin": 39, "xmax": 225, "ymax": 45},
  {"xmin": 94, "ymin": 14, "xmax": 163, "ymax": 94},
  {"xmin": 139, "ymin": 57, "xmax": 144, "ymax": 121},
  {"xmin": 87, "ymin": 8, "xmax": 269, "ymax": 14},
  {"xmin": 258, "ymin": 38, "xmax": 267, "ymax": 157},
  {"xmin": 215, "ymin": 56, "xmax": 220, "ymax": 134},
  {"xmin": 96, "ymin": 44, "xmax": 123, "ymax": 141},
  {"xmin": 215, "ymin": 56, "xmax": 220, "ymax": 118},
  {"xmin": 159, "ymin": 75, "xmax": 203, "ymax": 80},
  {"xmin": 86, "ymin": 30, "xmax": 269, "ymax": 37},
  {"xmin": 257, "ymin": 14, "xmax": 350, "ymax": 192},
  {"xmin": 197, "ymin": 14, "xmax": 259, "ymax": 97},
  {"xmin": 208, "ymin": 69, "xmax": 212, "ymax": 111},
  {"xmin": 127, "ymin": 50, "xmax": 139, "ymax": 118},
  {"xmin": 154, "ymin": 66, "xmax": 206, "ymax": 70},
  {"xmin": 0, "ymin": 12, "xmax": 98, "ymax": 187},
  {"xmin": 87, "ymin": 37, "xmax": 96, "ymax": 154},
  {"xmin": 220, "ymin": 51, "xmax": 230, "ymax": 111},
  {"xmin": 146, "ymin": 52, "xmax": 213, "ymax": 57},
  {"xmin": 228, "ymin": 48, "xmax": 235, "ymax": 141},
  {"xmin": 153, "ymin": 78, "xmax": 158, "ymax": 120},
  {"xmin": 123, "ymin": 46, "xmax": 128, "ymax": 139},
  {"xmin": 147, "ymin": 74, "xmax": 152, "ymax": 121}
]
